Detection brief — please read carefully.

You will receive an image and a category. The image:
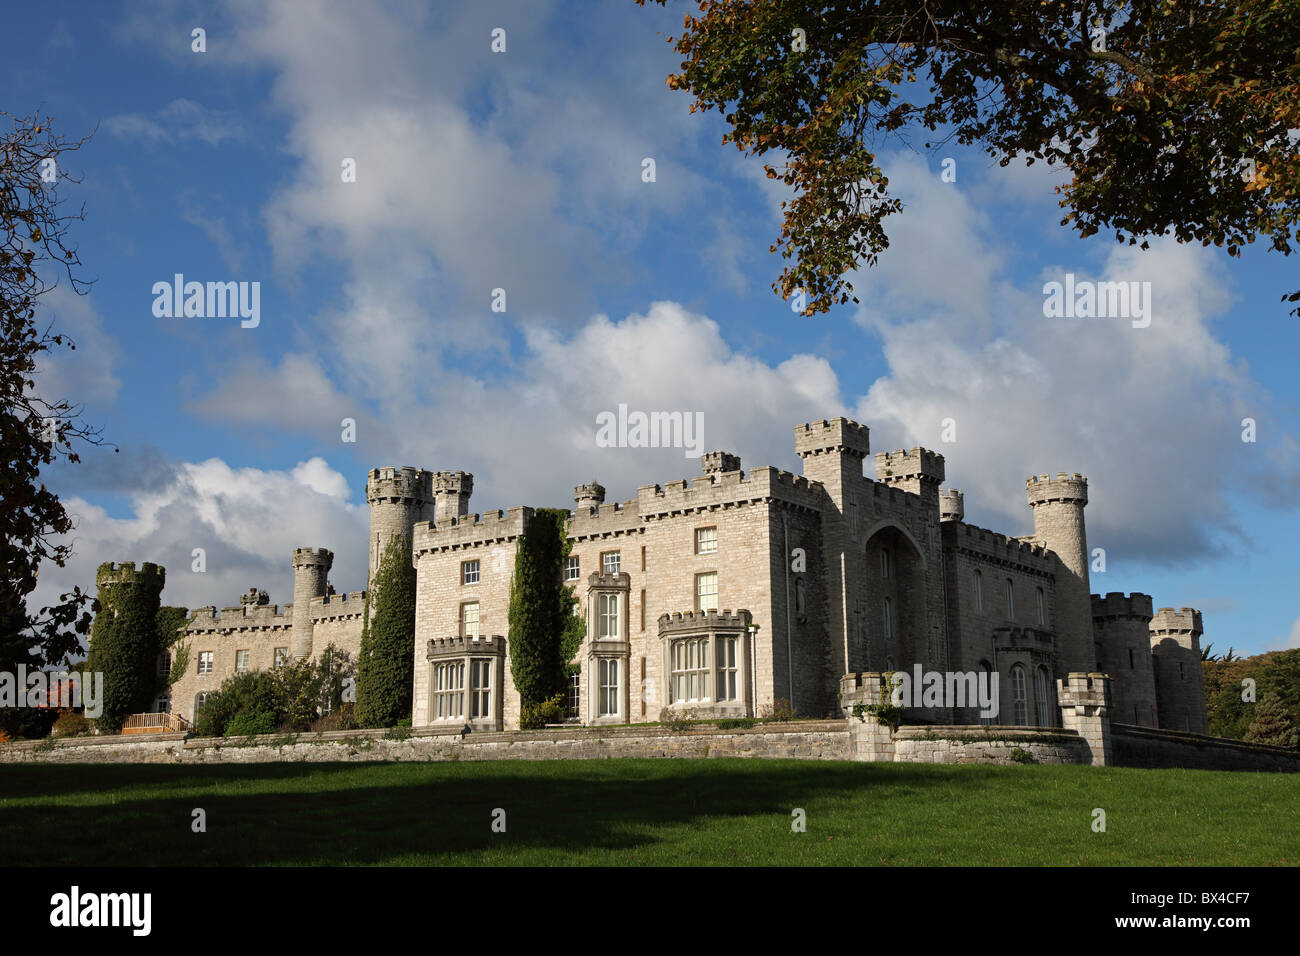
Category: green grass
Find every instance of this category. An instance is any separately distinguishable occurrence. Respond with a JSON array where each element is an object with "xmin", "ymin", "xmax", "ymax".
[{"xmin": 1, "ymin": 759, "xmax": 1296, "ymax": 865}]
